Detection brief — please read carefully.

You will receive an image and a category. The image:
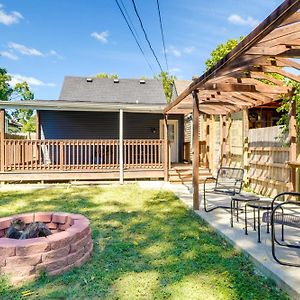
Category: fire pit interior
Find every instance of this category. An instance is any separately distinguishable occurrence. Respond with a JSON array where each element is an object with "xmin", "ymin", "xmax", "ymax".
[{"xmin": 0, "ymin": 212, "xmax": 93, "ymax": 284}]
